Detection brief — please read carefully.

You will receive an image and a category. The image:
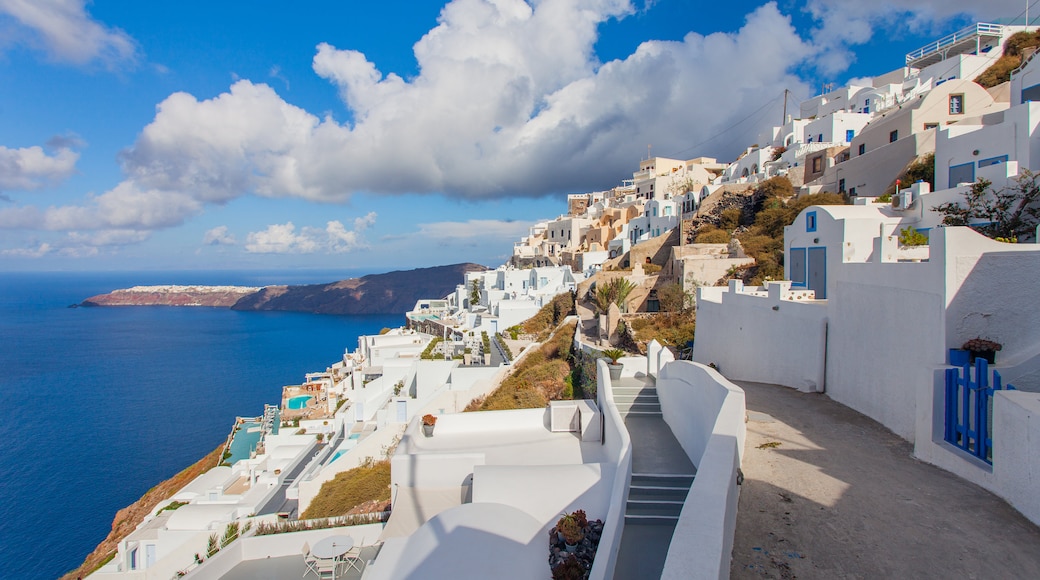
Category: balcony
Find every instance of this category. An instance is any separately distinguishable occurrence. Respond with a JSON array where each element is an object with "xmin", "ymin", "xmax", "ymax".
[{"xmin": 906, "ymin": 23, "xmax": 1003, "ymax": 69}]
